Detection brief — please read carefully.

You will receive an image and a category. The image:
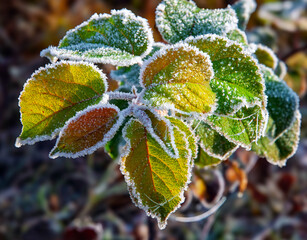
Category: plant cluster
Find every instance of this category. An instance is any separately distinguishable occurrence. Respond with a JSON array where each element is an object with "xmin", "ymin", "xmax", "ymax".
[{"xmin": 16, "ymin": 0, "xmax": 300, "ymax": 229}]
